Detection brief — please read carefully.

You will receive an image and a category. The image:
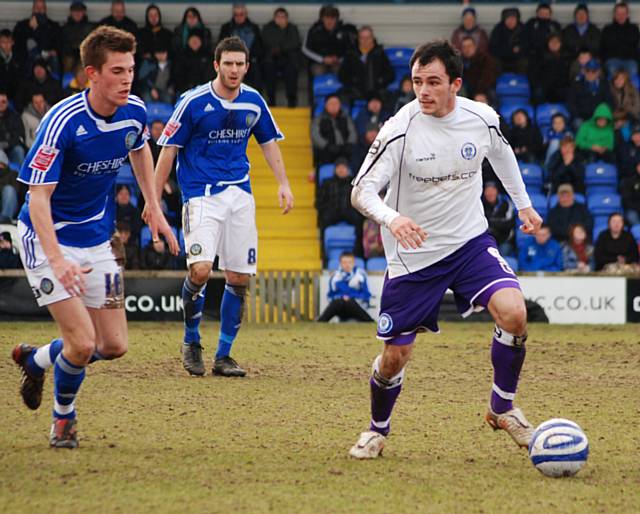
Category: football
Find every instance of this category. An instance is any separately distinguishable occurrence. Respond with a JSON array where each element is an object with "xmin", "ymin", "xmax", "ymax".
[{"xmin": 528, "ymin": 418, "xmax": 589, "ymax": 477}]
